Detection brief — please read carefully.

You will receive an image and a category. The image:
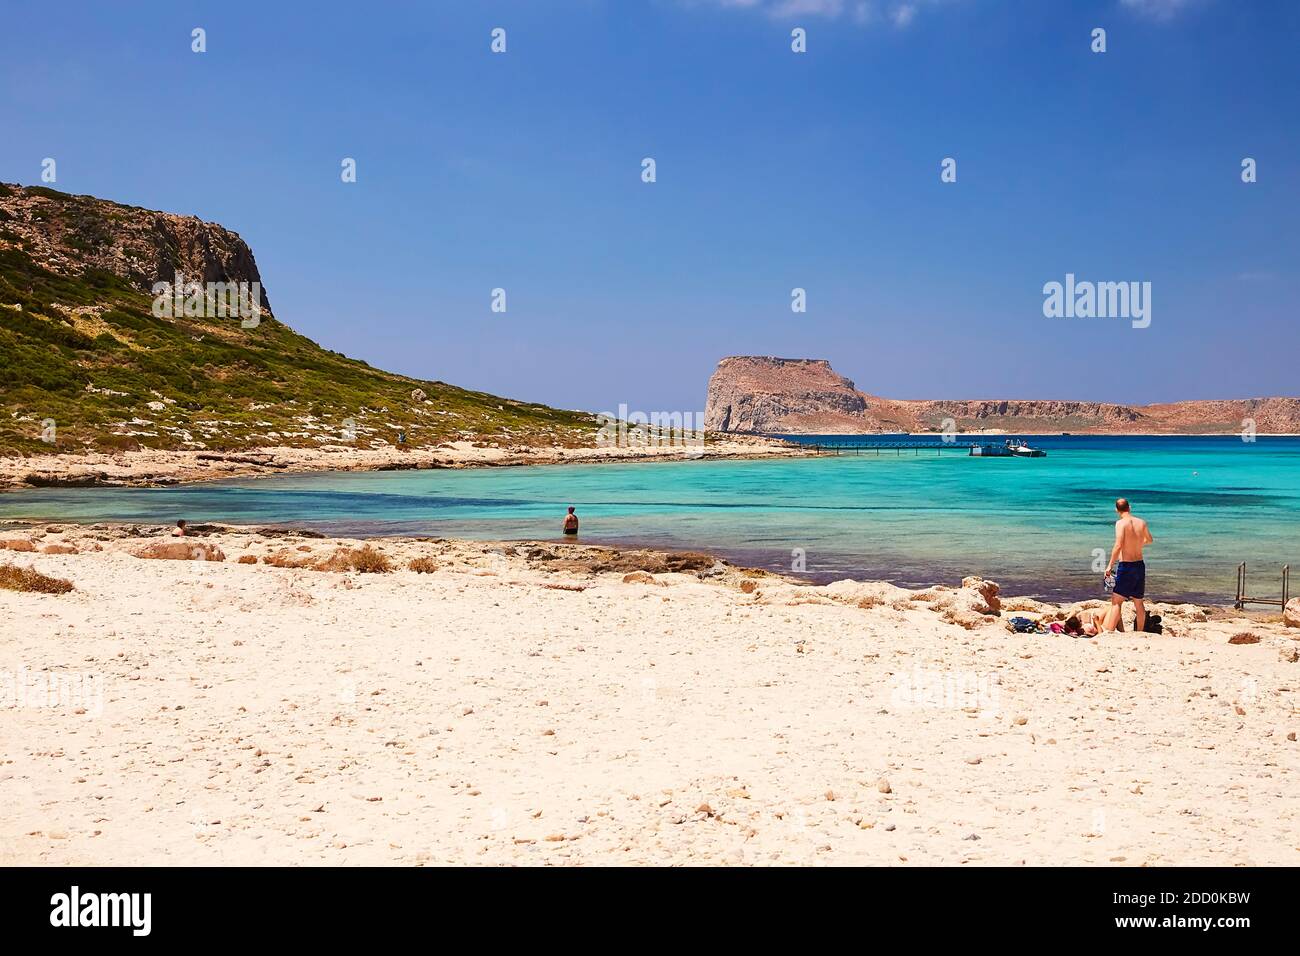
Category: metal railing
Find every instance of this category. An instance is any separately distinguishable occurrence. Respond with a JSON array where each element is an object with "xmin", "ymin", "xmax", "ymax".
[{"xmin": 1234, "ymin": 562, "xmax": 1290, "ymax": 610}]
